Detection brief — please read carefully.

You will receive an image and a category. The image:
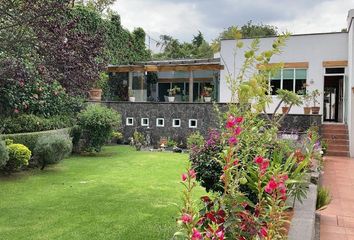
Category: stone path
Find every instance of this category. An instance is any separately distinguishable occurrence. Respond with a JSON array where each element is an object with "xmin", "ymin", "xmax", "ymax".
[{"xmin": 319, "ymin": 156, "xmax": 354, "ymax": 240}]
